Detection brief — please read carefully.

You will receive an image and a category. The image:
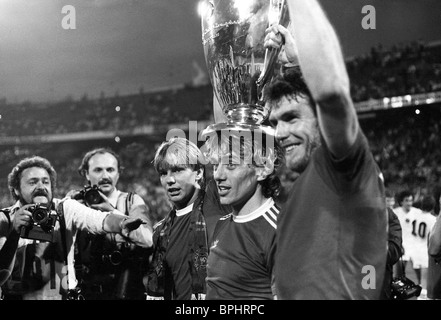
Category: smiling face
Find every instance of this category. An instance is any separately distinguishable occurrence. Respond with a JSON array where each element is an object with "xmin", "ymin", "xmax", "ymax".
[
  {"xmin": 205, "ymin": 133, "xmax": 269, "ymax": 214},
  {"xmin": 213, "ymin": 160, "xmax": 260, "ymax": 211},
  {"xmin": 15, "ymin": 167, "xmax": 52, "ymax": 205},
  {"xmin": 85, "ymin": 152, "xmax": 120, "ymax": 196},
  {"xmin": 268, "ymin": 95, "xmax": 320, "ymax": 175}
]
